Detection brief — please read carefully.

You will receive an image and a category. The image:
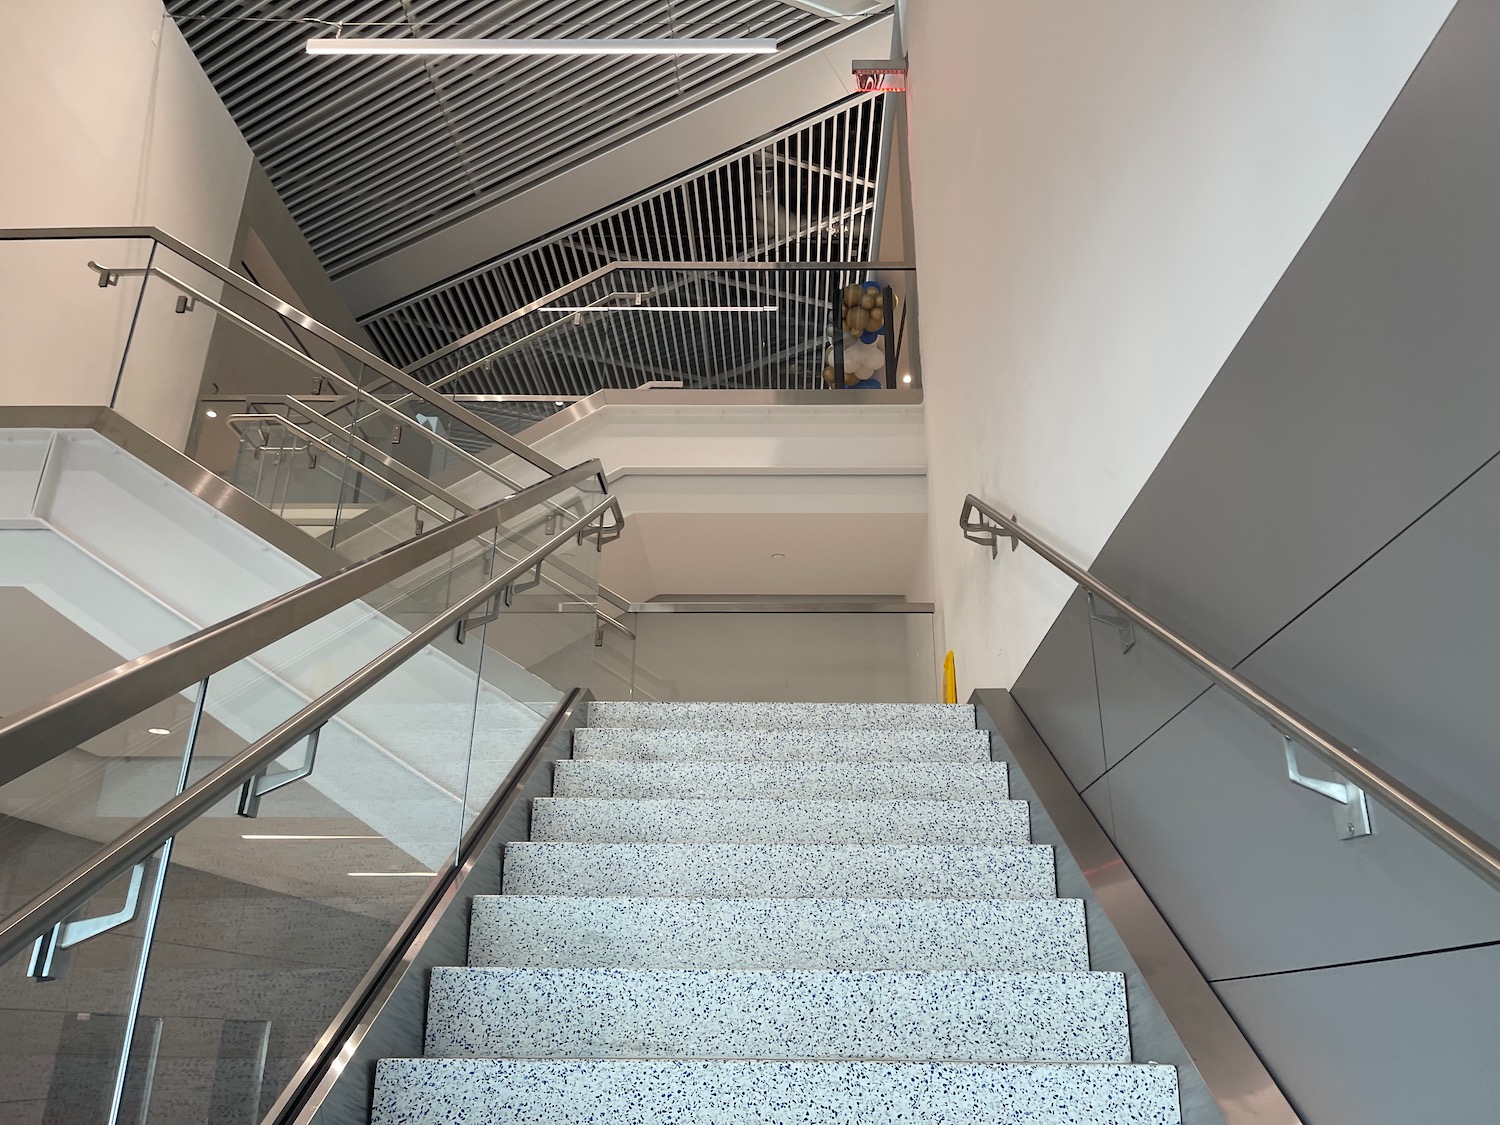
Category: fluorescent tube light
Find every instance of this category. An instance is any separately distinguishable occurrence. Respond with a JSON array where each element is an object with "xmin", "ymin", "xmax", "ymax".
[
  {"xmin": 538, "ymin": 305, "xmax": 779, "ymax": 313},
  {"xmin": 347, "ymin": 870, "xmax": 437, "ymax": 877},
  {"xmin": 241, "ymin": 834, "xmax": 382, "ymax": 841},
  {"xmin": 307, "ymin": 37, "xmax": 777, "ymax": 57}
]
